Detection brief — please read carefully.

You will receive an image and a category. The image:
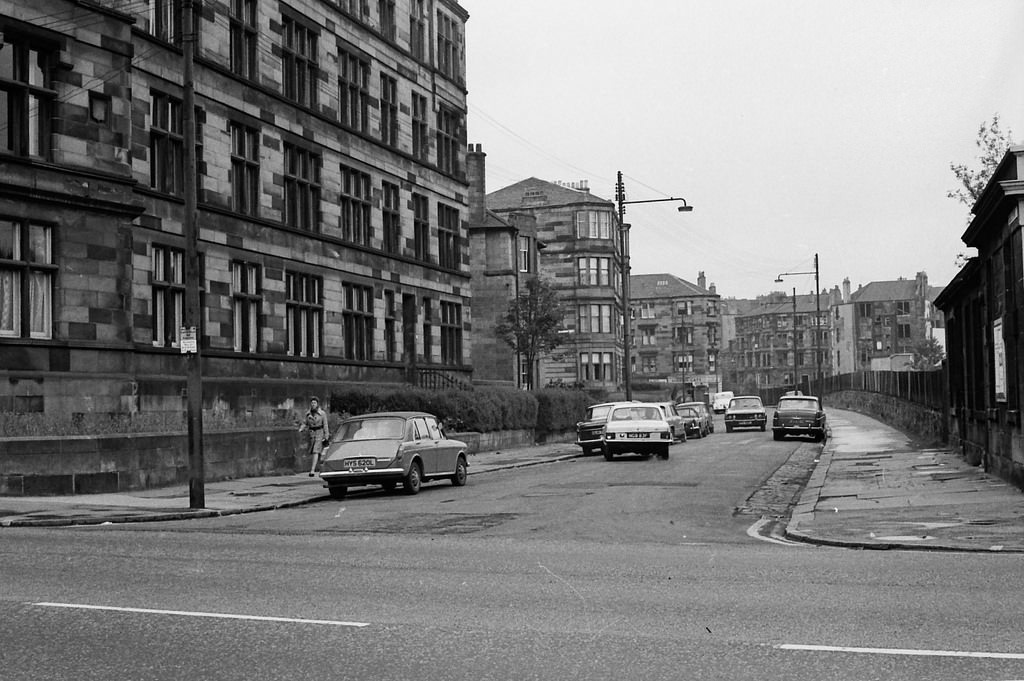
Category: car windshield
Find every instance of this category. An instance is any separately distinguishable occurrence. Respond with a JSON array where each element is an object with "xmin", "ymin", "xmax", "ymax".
[
  {"xmin": 588, "ymin": 405, "xmax": 615, "ymax": 420},
  {"xmin": 730, "ymin": 398, "xmax": 762, "ymax": 409},
  {"xmin": 336, "ymin": 417, "xmax": 406, "ymax": 441},
  {"xmin": 610, "ymin": 406, "xmax": 662, "ymax": 421},
  {"xmin": 678, "ymin": 408, "xmax": 698, "ymax": 417},
  {"xmin": 779, "ymin": 398, "xmax": 820, "ymax": 411}
]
